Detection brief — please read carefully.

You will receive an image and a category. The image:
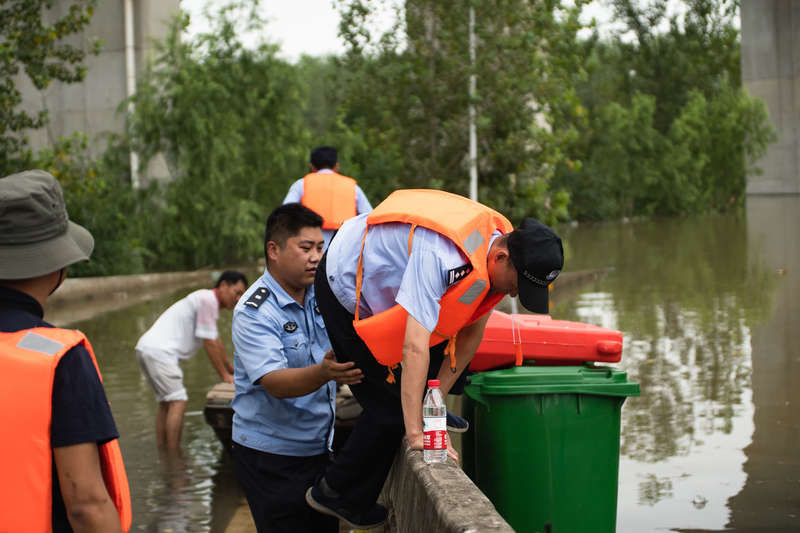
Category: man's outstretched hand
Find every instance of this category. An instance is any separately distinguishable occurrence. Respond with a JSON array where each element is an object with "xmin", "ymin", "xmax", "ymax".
[{"xmin": 320, "ymin": 350, "xmax": 363, "ymax": 385}]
